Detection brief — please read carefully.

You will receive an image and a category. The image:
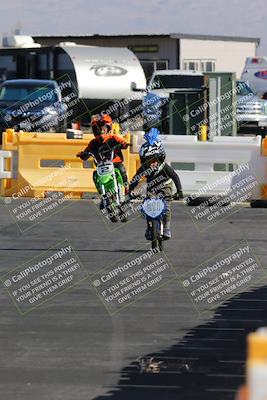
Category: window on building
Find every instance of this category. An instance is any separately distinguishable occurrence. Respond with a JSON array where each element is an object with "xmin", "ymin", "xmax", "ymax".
[
  {"xmin": 157, "ymin": 61, "xmax": 169, "ymax": 70},
  {"xmin": 188, "ymin": 61, "xmax": 198, "ymax": 70},
  {"xmin": 128, "ymin": 45, "xmax": 159, "ymax": 53},
  {"xmin": 183, "ymin": 59, "xmax": 216, "ymax": 72},
  {"xmin": 140, "ymin": 60, "xmax": 169, "ymax": 80},
  {"xmin": 205, "ymin": 61, "xmax": 215, "ymax": 71}
]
